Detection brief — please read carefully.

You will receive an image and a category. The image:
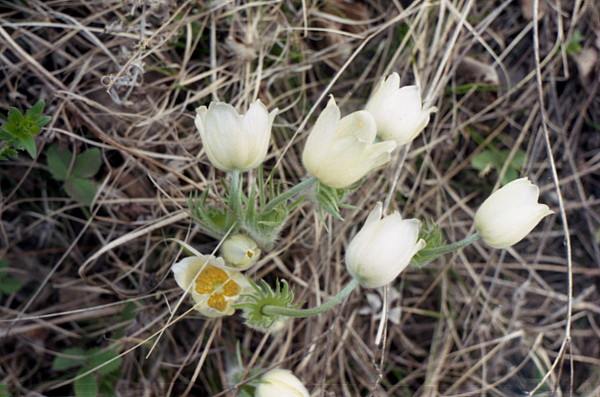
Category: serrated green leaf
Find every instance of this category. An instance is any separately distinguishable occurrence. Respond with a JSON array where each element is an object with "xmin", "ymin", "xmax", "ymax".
[
  {"xmin": 47, "ymin": 144, "xmax": 72, "ymax": 181},
  {"xmin": 74, "ymin": 372, "xmax": 98, "ymax": 397},
  {"xmin": 72, "ymin": 148, "xmax": 101, "ymax": 178},
  {"xmin": 52, "ymin": 347, "xmax": 87, "ymax": 371},
  {"xmin": 87, "ymin": 350, "xmax": 122, "ymax": 376},
  {"xmin": 0, "ymin": 276, "xmax": 22, "ymax": 295},
  {"xmin": 64, "ymin": 177, "xmax": 97, "ymax": 206}
]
